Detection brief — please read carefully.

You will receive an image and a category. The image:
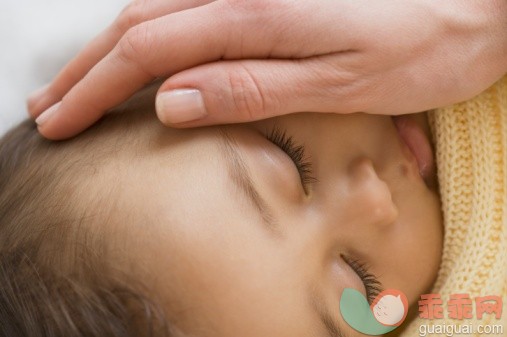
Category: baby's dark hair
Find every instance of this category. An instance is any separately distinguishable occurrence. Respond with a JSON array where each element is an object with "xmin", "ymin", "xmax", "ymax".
[{"xmin": 0, "ymin": 101, "xmax": 174, "ymax": 337}]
